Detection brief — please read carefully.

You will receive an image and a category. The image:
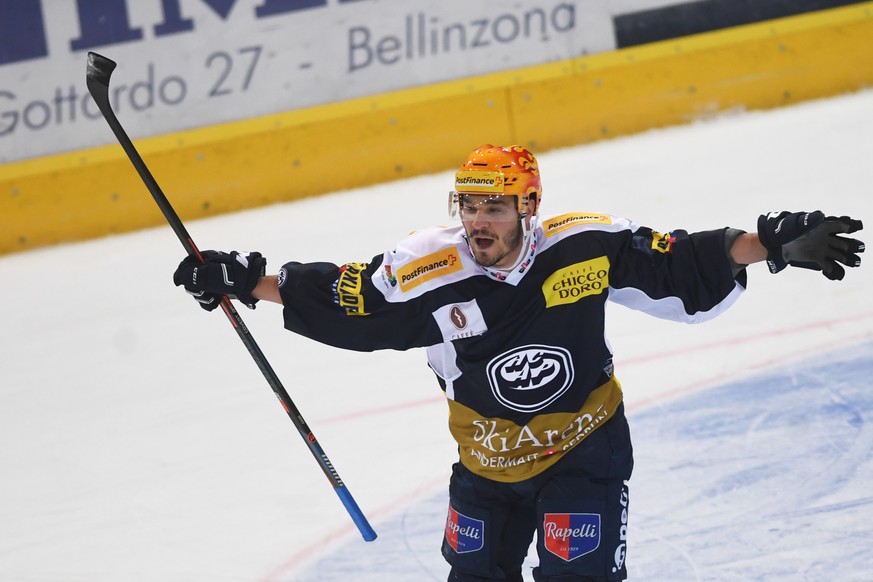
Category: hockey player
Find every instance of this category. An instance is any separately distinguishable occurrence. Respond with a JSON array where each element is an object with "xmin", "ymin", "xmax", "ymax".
[{"xmin": 173, "ymin": 144, "xmax": 864, "ymax": 582}]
